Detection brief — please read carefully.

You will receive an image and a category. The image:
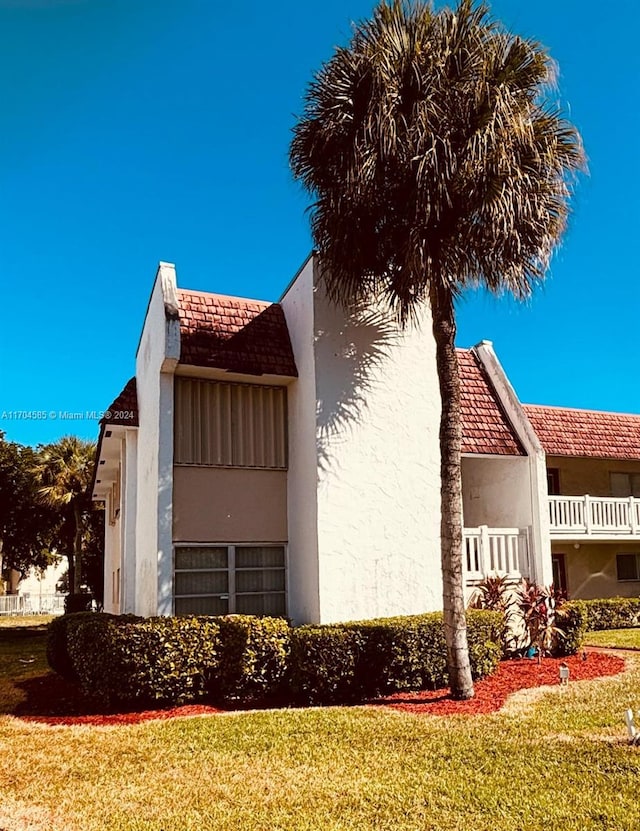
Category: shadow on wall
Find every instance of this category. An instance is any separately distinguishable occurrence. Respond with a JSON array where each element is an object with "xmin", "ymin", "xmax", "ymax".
[{"xmin": 315, "ymin": 299, "xmax": 399, "ymax": 472}]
